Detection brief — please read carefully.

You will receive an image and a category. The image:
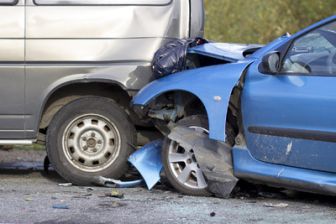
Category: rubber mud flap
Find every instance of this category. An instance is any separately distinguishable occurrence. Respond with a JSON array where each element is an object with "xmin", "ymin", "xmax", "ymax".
[{"xmin": 168, "ymin": 126, "xmax": 238, "ymax": 198}]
